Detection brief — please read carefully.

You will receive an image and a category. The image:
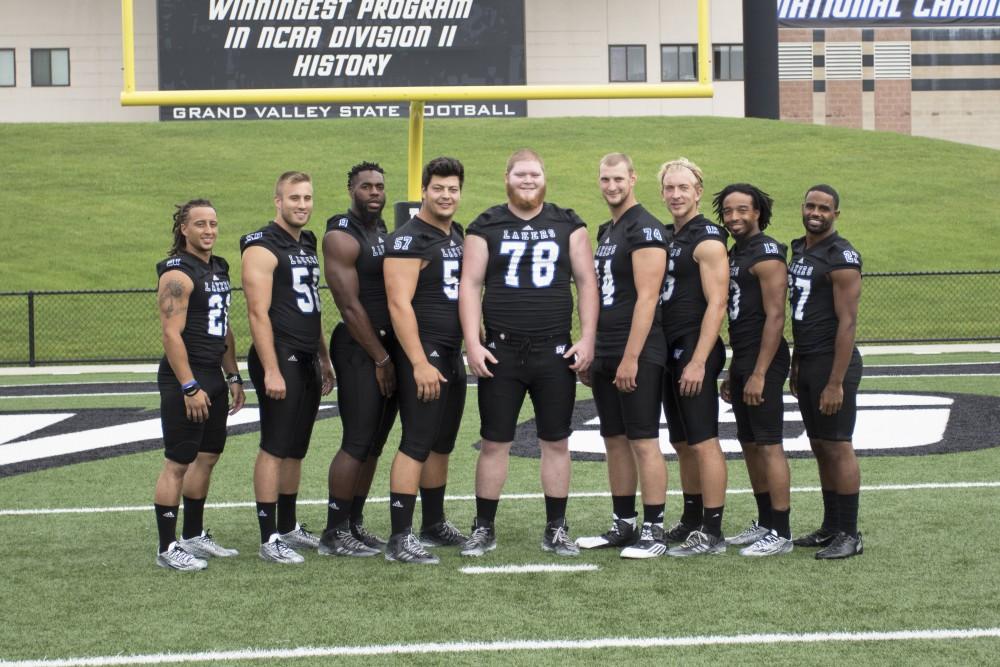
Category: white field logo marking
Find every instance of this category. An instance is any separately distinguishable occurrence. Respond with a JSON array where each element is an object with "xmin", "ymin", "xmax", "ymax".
[
  {"xmin": 569, "ymin": 393, "xmax": 954, "ymax": 455},
  {"xmin": 0, "ymin": 406, "xmax": 333, "ymax": 469}
]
